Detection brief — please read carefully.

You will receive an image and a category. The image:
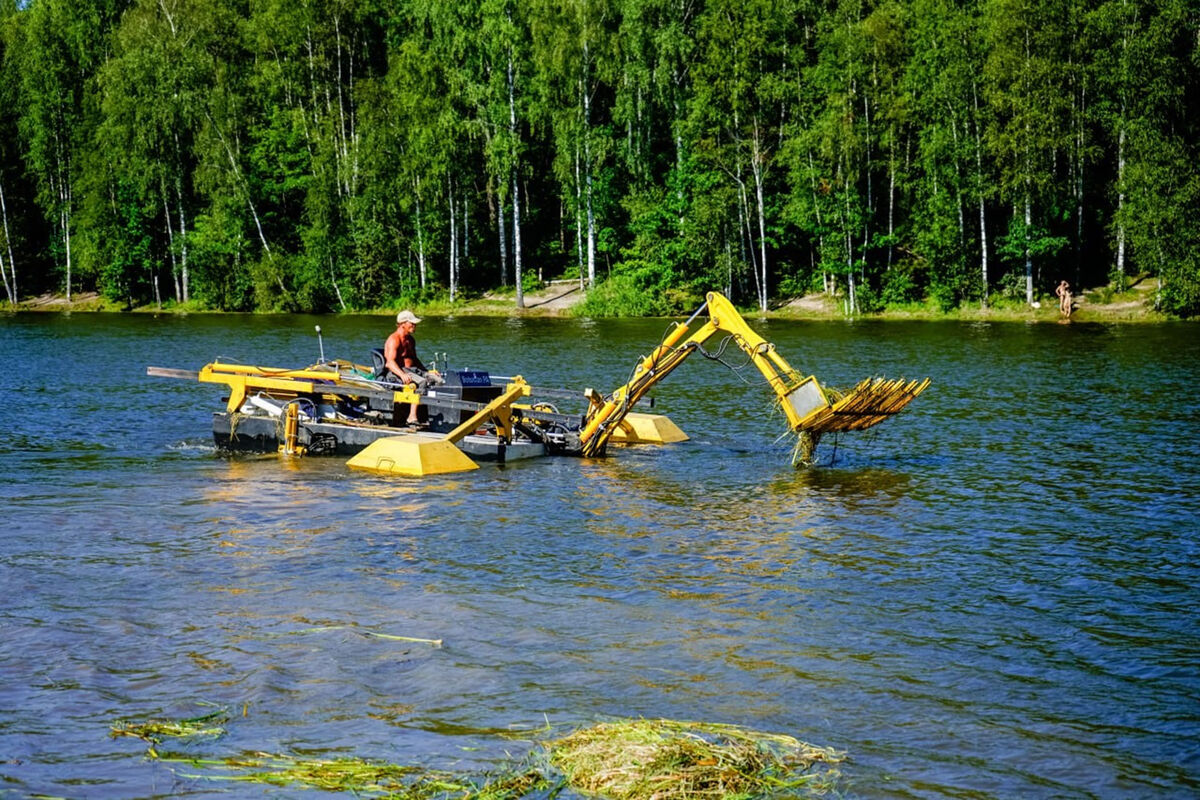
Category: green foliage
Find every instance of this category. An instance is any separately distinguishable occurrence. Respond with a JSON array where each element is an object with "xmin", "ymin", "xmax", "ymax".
[
  {"xmin": 0, "ymin": 0, "xmax": 1197, "ymax": 316},
  {"xmin": 520, "ymin": 268, "xmax": 544, "ymax": 295},
  {"xmin": 189, "ymin": 207, "xmax": 254, "ymax": 311},
  {"xmin": 996, "ymin": 270, "xmax": 1028, "ymax": 302},
  {"xmin": 97, "ymin": 180, "xmax": 154, "ymax": 304},
  {"xmin": 880, "ymin": 263, "xmax": 922, "ymax": 306},
  {"xmin": 576, "ymin": 274, "xmax": 662, "ymax": 317}
]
